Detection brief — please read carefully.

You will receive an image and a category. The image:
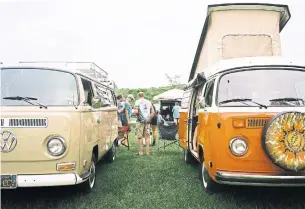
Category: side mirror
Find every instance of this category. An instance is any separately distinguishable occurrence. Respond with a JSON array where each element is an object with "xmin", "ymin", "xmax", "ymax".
[
  {"xmin": 91, "ymin": 97, "xmax": 102, "ymax": 109},
  {"xmin": 199, "ymin": 97, "xmax": 206, "ymax": 108}
]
